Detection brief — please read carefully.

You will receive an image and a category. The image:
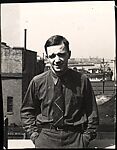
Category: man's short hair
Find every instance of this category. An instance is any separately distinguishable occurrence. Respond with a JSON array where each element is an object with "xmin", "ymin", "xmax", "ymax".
[{"xmin": 44, "ymin": 35, "xmax": 69, "ymax": 54}]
